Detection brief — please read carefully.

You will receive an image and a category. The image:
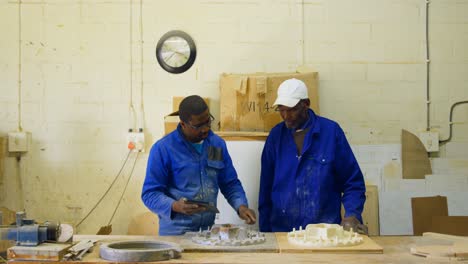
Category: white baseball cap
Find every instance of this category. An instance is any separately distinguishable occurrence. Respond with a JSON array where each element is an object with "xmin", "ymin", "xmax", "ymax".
[{"xmin": 273, "ymin": 78, "xmax": 308, "ymax": 107}]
